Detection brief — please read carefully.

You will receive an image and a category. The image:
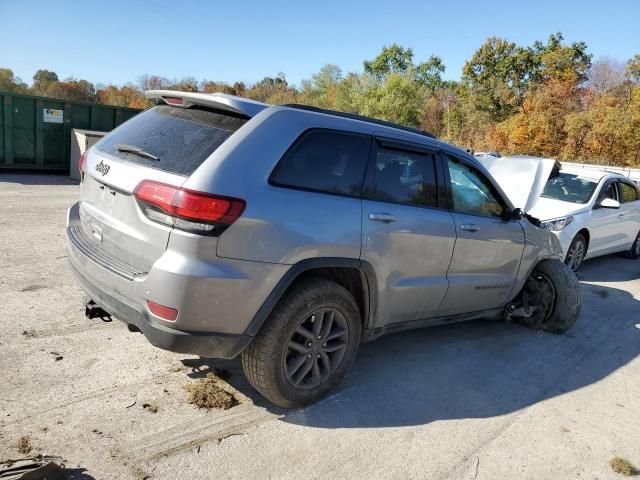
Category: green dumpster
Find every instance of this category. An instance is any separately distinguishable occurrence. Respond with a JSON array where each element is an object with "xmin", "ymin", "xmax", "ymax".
[{"xmin": 0, "ymin": 91, "xmax": 141, "ymax": 172}]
